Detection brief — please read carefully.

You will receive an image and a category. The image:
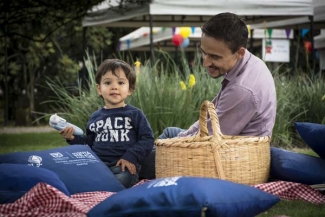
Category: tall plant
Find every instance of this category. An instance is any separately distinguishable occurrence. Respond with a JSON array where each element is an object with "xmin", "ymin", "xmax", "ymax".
[{"xmin": 41, "ymin": 51, "xmax": 325, "ymax": 148}]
